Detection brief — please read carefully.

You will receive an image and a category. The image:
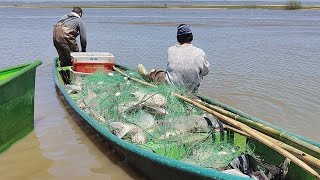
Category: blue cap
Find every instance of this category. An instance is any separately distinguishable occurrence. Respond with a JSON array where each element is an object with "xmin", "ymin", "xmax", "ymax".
[{"xmin": 177, "ymin": 24, "xmax": 192, "ymax": 35}]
